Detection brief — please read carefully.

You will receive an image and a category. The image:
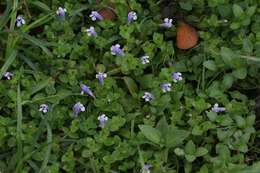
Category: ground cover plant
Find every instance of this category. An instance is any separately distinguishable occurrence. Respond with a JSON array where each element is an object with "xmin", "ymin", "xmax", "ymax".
[{"xmin": 0, "ymin": 0, "xmax": 260, "ymax": 172}]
